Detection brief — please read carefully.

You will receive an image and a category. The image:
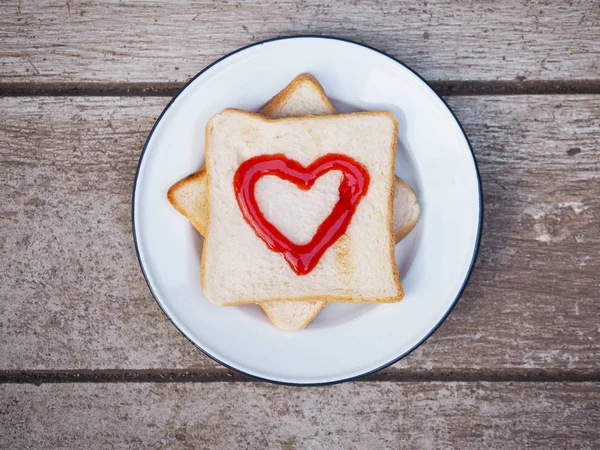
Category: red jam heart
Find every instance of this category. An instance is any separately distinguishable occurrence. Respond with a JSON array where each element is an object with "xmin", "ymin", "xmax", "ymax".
[{"xmin": 233, "ymin": 153, "xmax": 370, "ymax": 275}]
